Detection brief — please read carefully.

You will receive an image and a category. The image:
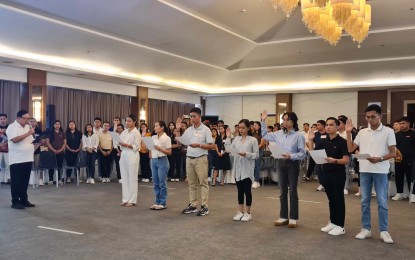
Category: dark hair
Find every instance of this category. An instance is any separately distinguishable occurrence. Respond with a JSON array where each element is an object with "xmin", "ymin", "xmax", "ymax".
[
  {"xmin": 190, "ymin": 107, "xmax": 201, "ymax": 115},
  {"xmin": 312, "ymin": 123, "xmax": 317, "ymax": 127},
  {"xmin": 66, "ymin": 120, "xmax": 78, "ymax": 134},
  {"xmin": 156, "ymin": 121, "xmax": 167, "ymax": 132},
  {"xmin": 168, "ymin": 121, "xmax": 175, "ymax": 127},
  {"xmin": 267, "ymin": 125, "xmax": 274, "ymax": 130},
  {"xmin": 303, "ymin": 123, "xmax": 310, "ymax": 127},
  {"xmin": 398, "ymin": 116, "xmax": 410, "ymax": 123},
  {"xmin": 113, "ymin": 116, "xmax": 121, "ymax": 120},
  {"xmin": 140, "ymin": 123, "xmax": 148, "ymax": 134},
  {"xmin": 385, "ymin": 124, "xmax": 392, "ymax": 128},
  {"xmin": 84, "ymin": 124, "xmax": 93, "ymax": 136},
  {"xmin": 181, "ymin": 121, "xmax": 188, "ymax": 127},
  {"xmin": 211, "ymin": 128, "xmax": 218, "ymax": 135},
  {"xmin": 118, "ymin": 124, "xmax": 125, "ymax": 130},
  {"xmin": 103, "ymin": 121, "xmax": 110, "ymax": 125},
  {"xmin": 94, "ymin": 117, "xmax": 102, "ymax": 122},
  {"xmin": 0, "ymin": 113, "xmax": 7, "ymax": 118},
  {"xmin": 126, "ymin": 114, "xmax": 137, "ymax": 122},
  {"xmin": 365, "ymin": 104, "xmax": 381, "ymax": 115},
  {"xmin": 317, "ymin": 120, "xmax": 326, "ymax": 126},
  {"xmin": 338, "ymin": 117, "xmax": 347, "ymax": 125},
  {"xmin": 239, "ymin": 119, "xmax": 250, "ymax": 129},
  {"xmin": 49, "ymin": 120, "xmax": 63, "ymax": 143},
  {"xmin": 282, "ymin": 112, "xmax": 299, "ymax": 131},
  {"xmin": 338, "ymin": 115, "xmax": 348, "ymax": 120},
  {"xmin": 17, "ymin": 110, "xmax": 29, "ymax": 118},
  {"xmin": 234, "ymin": 124, "xmax": 238, "ymax": 127},
  {"xmin": 249, "ymin": 121, "xmax": 254, "ymax": 126},
  {"xmin": 217, "ymin": 120, "xmax": 224, "ymax": 124},
  {"xmin": 326, "ymin": 117, "xmax": 340, "ymax": 126}
]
